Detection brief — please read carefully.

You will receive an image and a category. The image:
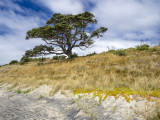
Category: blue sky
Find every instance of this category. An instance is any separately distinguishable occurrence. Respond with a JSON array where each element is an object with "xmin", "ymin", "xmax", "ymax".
[{"xmin": 0, "ymin": 0, "xmax": 160, "ymax": 65}]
